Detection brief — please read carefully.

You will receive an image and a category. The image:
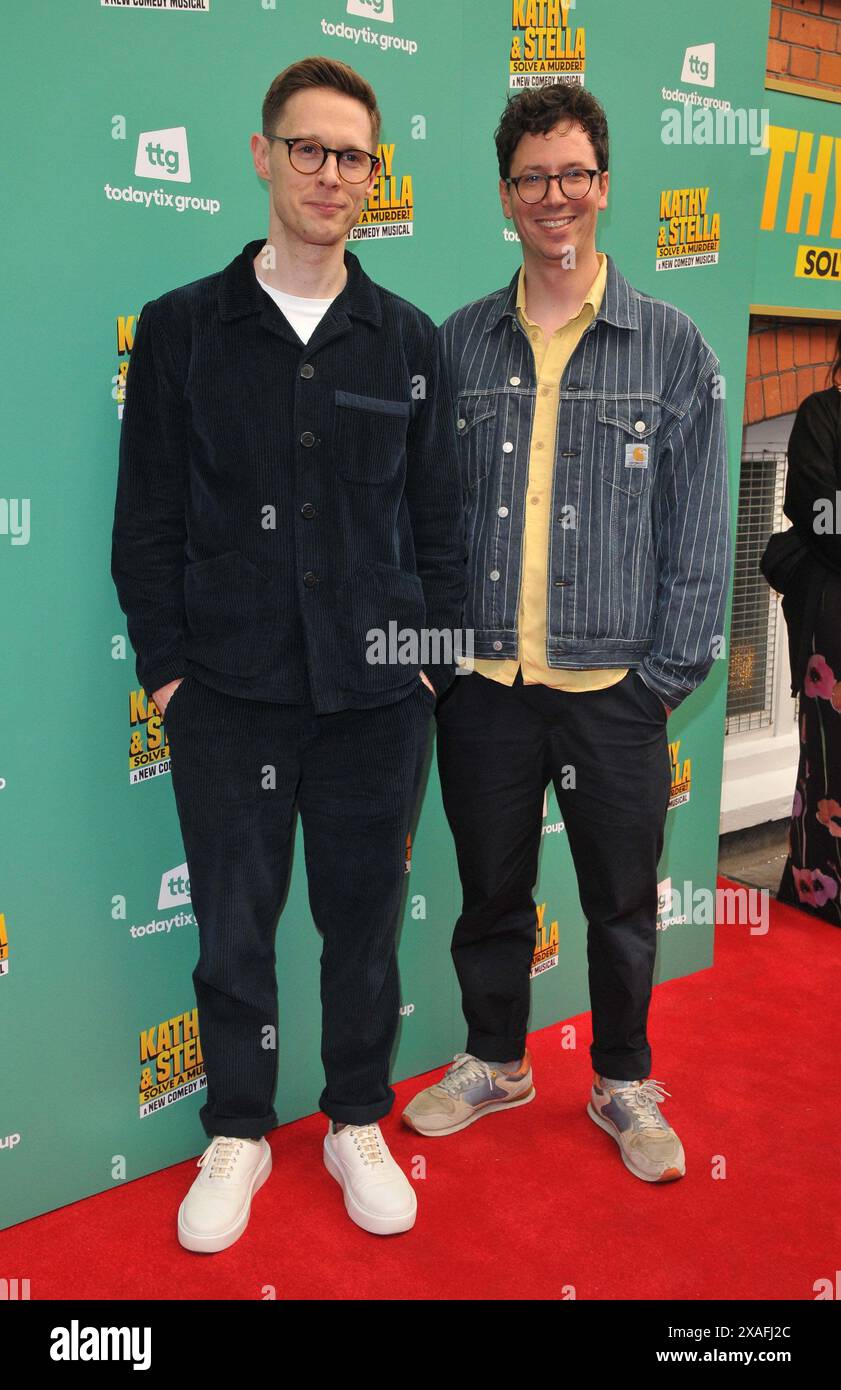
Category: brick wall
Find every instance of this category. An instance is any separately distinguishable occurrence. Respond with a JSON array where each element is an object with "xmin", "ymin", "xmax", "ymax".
[
  {"xmin": 768, "ymin": 0, "xmax": 841, "ymax": 95},
  {"xmin": 747, "ymin": 3, "xmax": 840, "ymax": 427},
  {"xmin": 744, "ymin": 318, "xmax": 840, "ymax": 423}
]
